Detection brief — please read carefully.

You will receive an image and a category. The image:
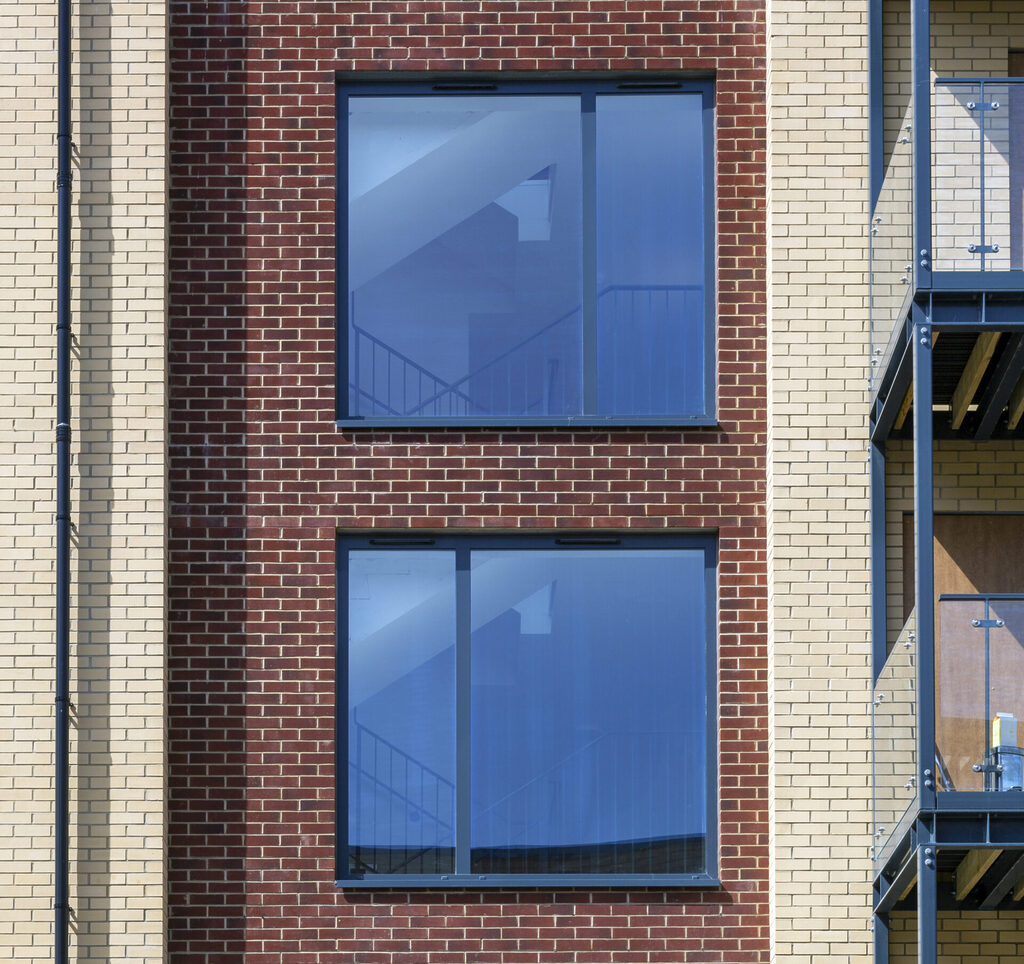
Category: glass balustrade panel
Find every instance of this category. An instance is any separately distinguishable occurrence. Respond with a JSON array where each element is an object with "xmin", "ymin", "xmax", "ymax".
[
  {"xmin": 933, "ymin": 81, "xmax": 1024, "ymax": 273},
  {"xmin": 873, "ymin": 612, "xmax": 918, "ymax": 863},
  {"xmin": 870, "ymin": 104, "xmax": 913, "ymax": 392}
]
